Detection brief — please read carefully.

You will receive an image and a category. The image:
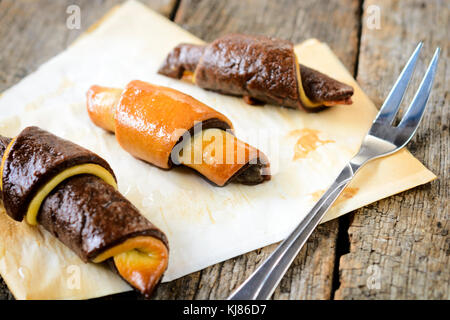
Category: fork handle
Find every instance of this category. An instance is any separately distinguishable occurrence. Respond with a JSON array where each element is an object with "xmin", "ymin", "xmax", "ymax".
[{"xmin": 228, "ymin": 163, "xmax": 356, "ymax": 300}]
